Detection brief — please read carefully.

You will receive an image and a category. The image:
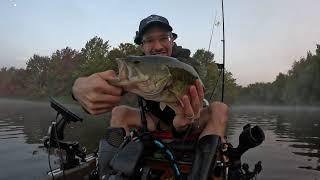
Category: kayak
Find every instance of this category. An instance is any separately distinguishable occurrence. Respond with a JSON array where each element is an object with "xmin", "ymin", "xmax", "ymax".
[{"xmin": 44, "ymin": 97, "xmax": 264, "ymax": 180}]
